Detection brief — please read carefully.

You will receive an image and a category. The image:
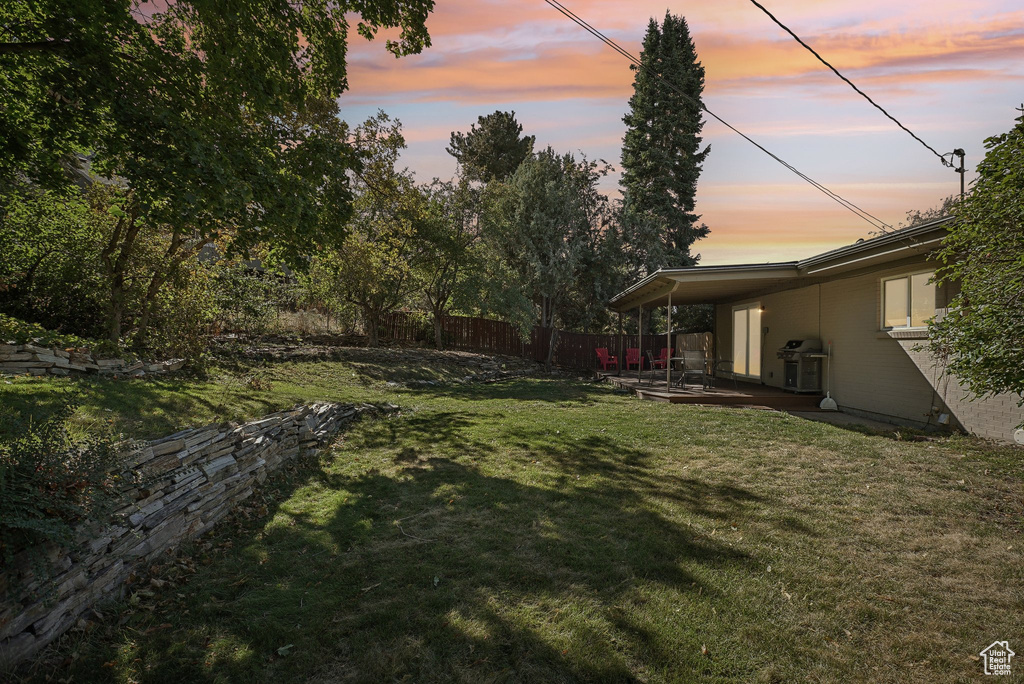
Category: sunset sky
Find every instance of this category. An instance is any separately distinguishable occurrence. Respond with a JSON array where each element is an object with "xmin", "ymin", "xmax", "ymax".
[{"xmin": 336, "ymin": 0, "xmax": 1024, "ymax": 265}]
